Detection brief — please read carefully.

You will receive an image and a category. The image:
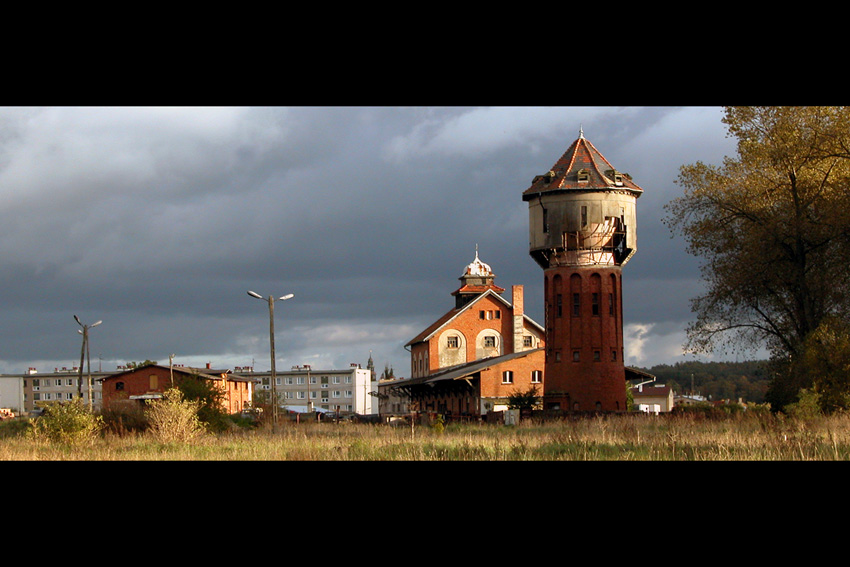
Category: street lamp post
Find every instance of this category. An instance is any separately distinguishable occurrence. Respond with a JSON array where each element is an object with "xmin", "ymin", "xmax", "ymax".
[
  {"xmin": 74, "ymin": 315, "xmax": 102, "ymax": 412},
  {"xmin": 305, "ymin": 364, "xmax": 312, "ymax": 413},
  {"xmin": 247, "ymin": 291, "xmax": 294, "ymax": 432}
]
